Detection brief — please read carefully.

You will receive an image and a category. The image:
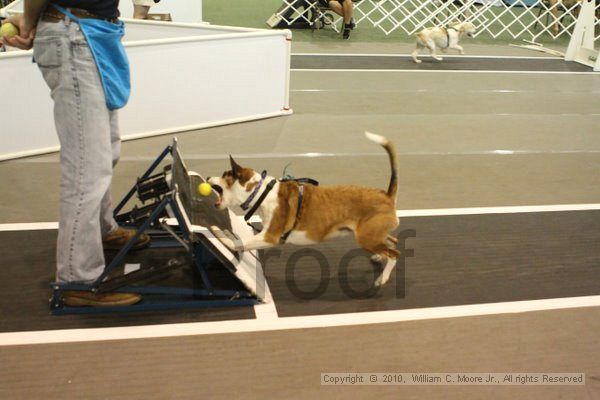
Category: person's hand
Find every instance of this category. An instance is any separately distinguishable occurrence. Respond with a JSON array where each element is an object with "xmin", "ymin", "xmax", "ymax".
[{"xmin": 1, "ymin": 14, "xmax": 36, "ymax": 50}]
